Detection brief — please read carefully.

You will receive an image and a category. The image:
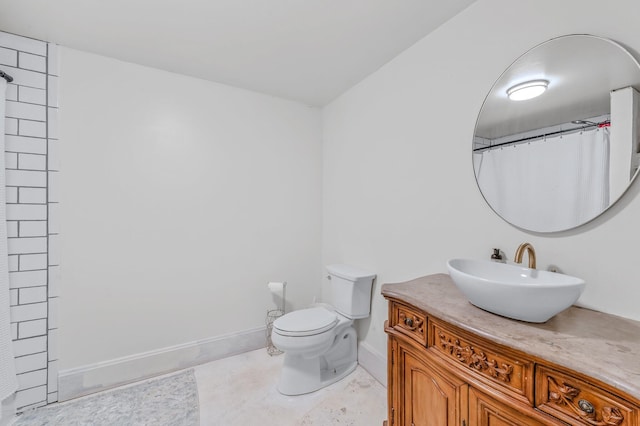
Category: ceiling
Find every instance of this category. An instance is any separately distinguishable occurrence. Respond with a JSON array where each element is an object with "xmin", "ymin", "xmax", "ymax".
[{"xmin": 0, "ymin": 0, "xmax": 476, "ymax": 106}]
